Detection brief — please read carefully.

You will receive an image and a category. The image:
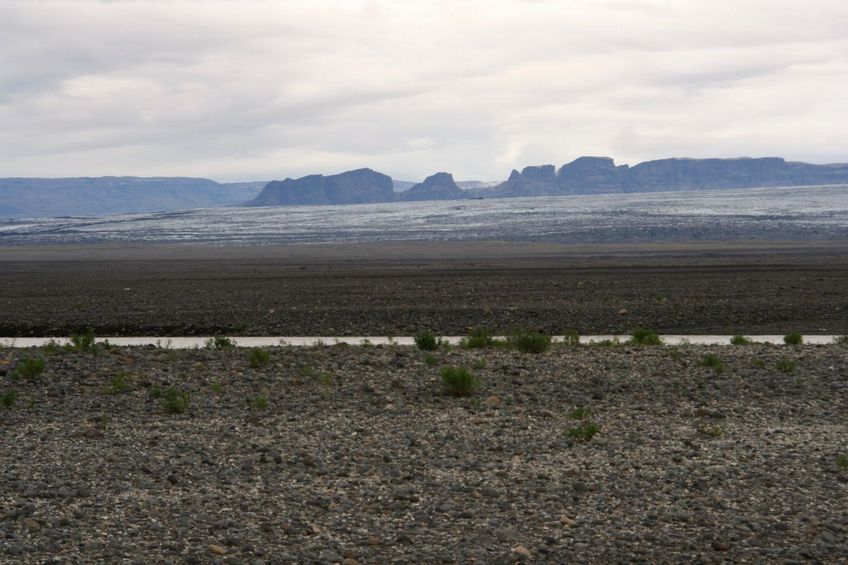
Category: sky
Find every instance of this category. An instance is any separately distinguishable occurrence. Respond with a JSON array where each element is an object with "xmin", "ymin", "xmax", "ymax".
[{"xmin": 2, "ymin": 0, "xmax": 847, "ymax": 183}]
